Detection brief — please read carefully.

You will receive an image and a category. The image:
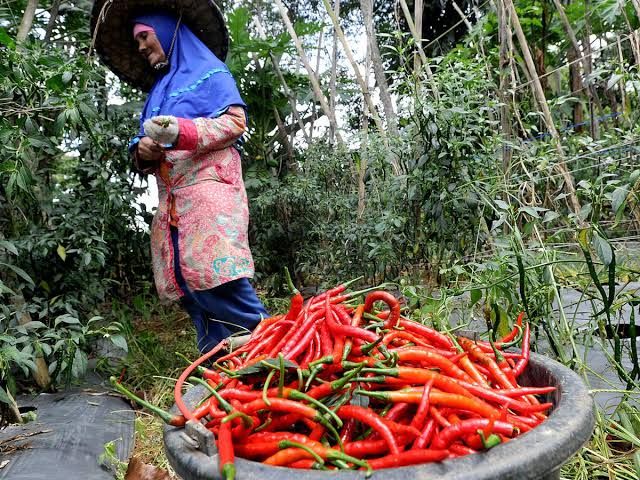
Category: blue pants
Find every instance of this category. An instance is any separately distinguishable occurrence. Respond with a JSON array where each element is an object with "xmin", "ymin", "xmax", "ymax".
[{"xmin": 171, "ymin": 227, "xmax": 268, "ymax": 353}]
